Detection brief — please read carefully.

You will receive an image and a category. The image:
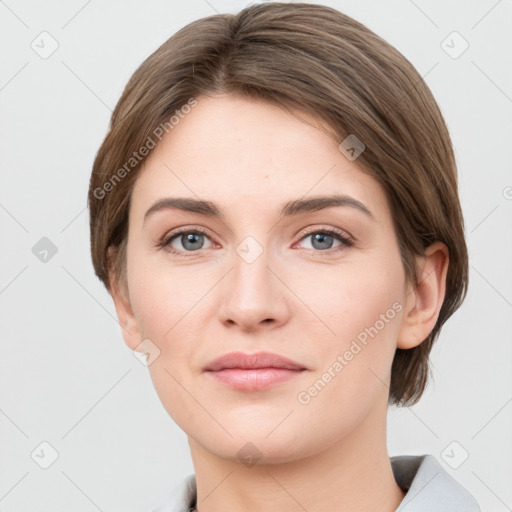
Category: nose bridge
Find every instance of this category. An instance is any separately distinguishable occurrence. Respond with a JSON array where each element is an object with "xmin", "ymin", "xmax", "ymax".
[{"xmin": 219, "ymin": 233, "xmax": 288, "ymax": 329}]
